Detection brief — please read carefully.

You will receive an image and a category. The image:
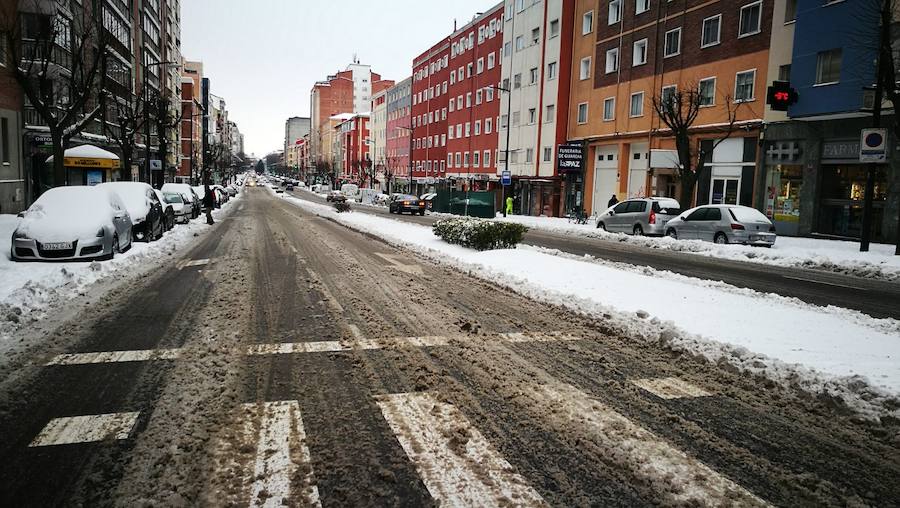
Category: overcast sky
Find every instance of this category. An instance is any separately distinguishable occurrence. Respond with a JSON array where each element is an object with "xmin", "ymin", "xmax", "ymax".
[{"xmin": 181, "ymin": 0, "xmax": 496, "ymax": 157}]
